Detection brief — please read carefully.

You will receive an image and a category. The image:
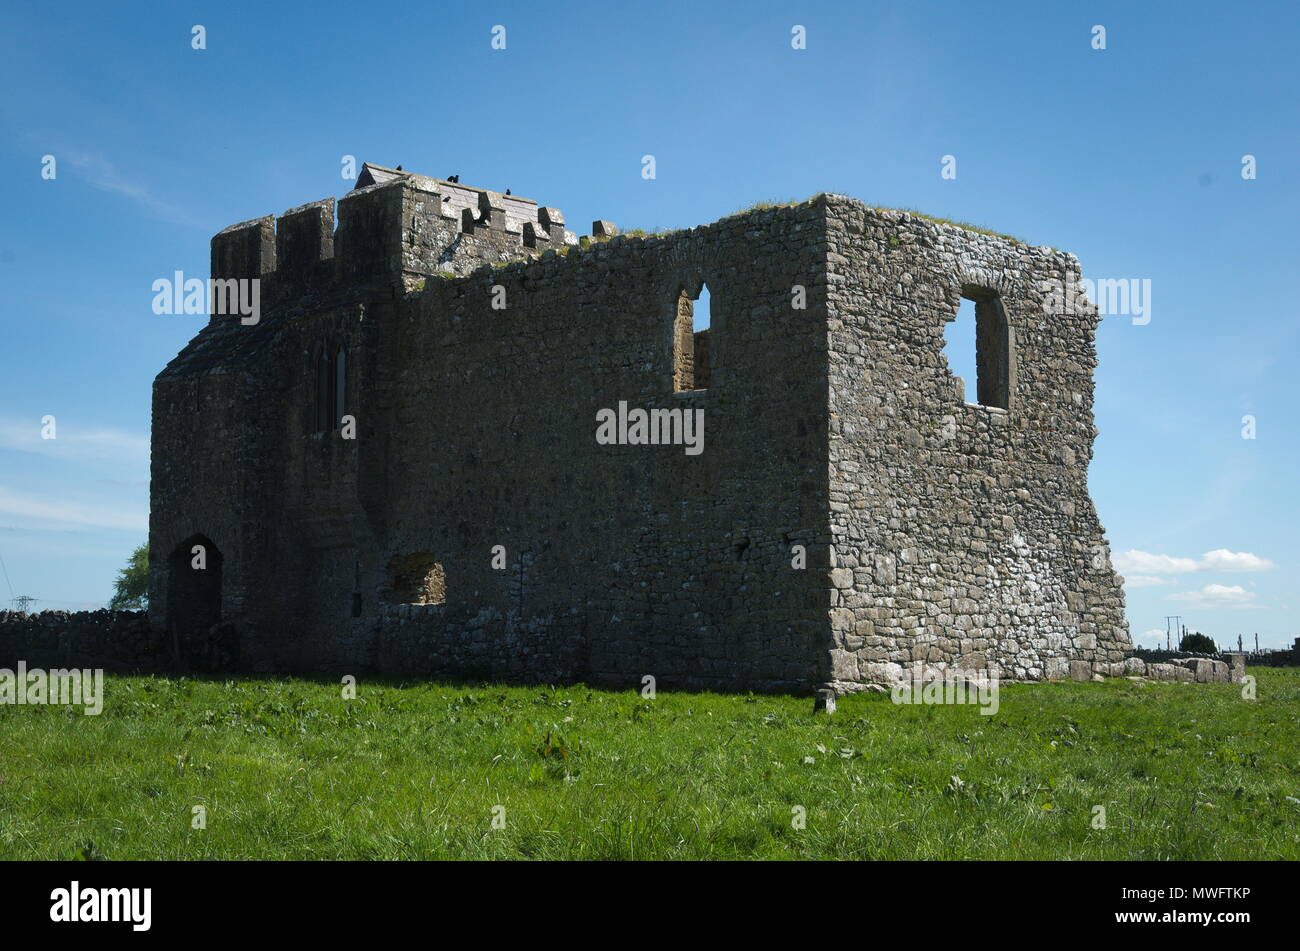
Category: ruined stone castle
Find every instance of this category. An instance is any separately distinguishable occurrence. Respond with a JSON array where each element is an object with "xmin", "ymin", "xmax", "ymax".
[{"xmin": 148, "ymin": 162, "xmax": 1131, "ymax": 692}]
